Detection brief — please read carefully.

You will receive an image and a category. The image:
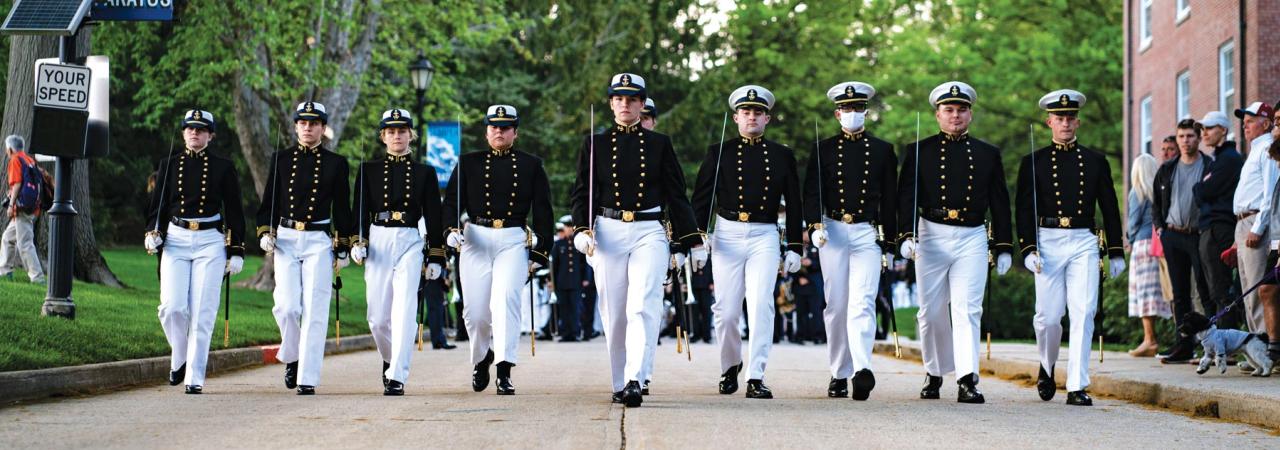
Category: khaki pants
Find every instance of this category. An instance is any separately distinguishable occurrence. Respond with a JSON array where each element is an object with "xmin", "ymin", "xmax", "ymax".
[
  {"xmin": 1235, "ymin": 215, "xmax": 1268, "ymax": 333},
  {"xmin": 0, "ymin": 212, "xmax": 44, "ymax": 282}
]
